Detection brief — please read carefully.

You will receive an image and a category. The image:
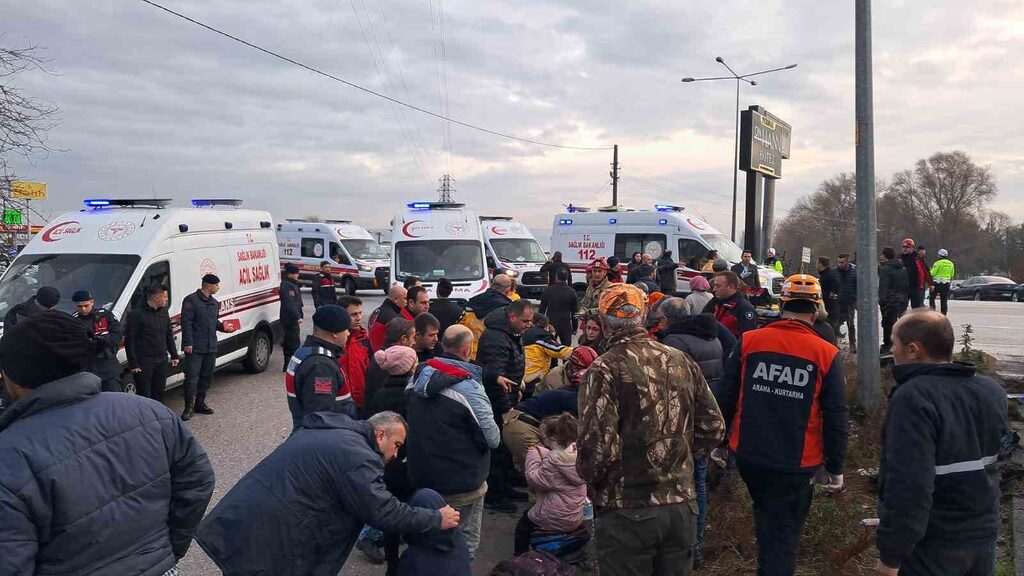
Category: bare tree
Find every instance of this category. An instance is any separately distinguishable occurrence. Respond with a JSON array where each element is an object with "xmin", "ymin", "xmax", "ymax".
[{"xmin": 0, "ymin": 41, "xmax": 60, "ymax": 186}]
